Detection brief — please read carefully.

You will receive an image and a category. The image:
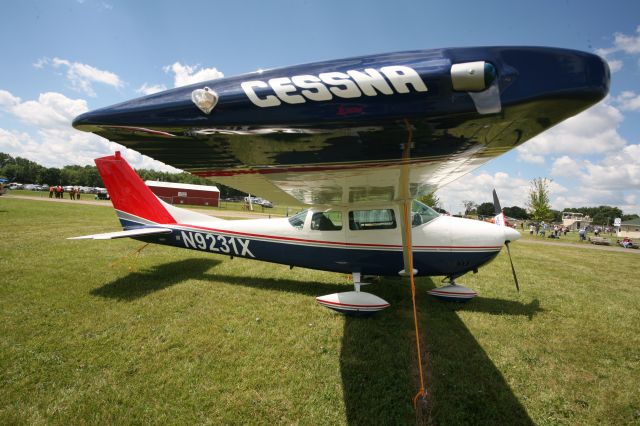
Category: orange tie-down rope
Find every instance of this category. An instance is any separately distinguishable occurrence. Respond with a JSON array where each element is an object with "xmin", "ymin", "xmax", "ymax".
[
  {"xmin": 401, "ymin": 118, "xmax": 427, "ymax": 408},
  {"xmin": 403, "ymin": 202, "xmax": 427, "ymax": 408}
]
